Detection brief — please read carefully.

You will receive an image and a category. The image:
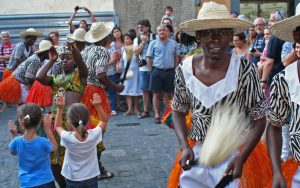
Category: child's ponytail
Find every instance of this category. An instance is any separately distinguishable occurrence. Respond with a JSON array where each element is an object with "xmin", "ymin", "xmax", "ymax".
[{"xmin": 77, "ymin": 120, "xmax": 88, "ymax": 139}]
